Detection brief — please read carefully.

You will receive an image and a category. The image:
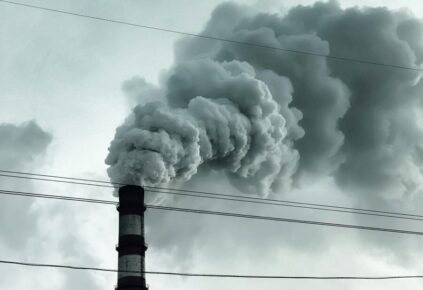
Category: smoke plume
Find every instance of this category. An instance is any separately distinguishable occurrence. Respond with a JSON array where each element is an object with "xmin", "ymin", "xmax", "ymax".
[
  {"xmin": 106, "ymin": 1, "xmax": 423, "ymax": 200},
  {"xmin": 106, "ymin": 59, "xmax": 300, "ymax": 194}
]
